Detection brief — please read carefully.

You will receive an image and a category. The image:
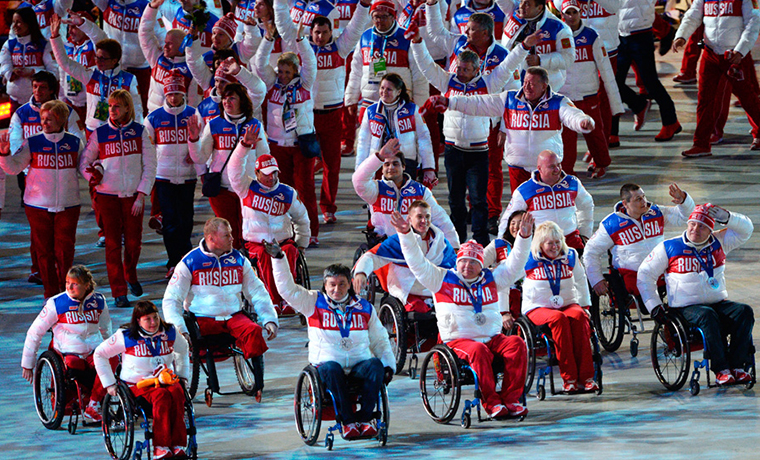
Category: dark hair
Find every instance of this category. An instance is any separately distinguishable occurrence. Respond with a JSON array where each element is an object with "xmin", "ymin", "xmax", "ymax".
[
  {"xmin": 532, "ymin": 0, "xmax": 547, "ymax": 6},
  {"xmin": 380, "ymin": 73, "xmax": 411, "ymax": 105},
  {"xmin": 32, "ymin": 71, "xmax": 60, "ymax": 98},
  {"xmin": 14, "ymin": 7, "xmax": 44, "ymax": 43},
  {"xmin": 500, "ymin": 210, "xmax": 527, "ymax": 244},
  {"xmin": 96, "ymin": 39, "xmax": 123, "ymax": 63},
  {"xmin": 620, "ymin": 183, "xmax": 642, "ymax": 202},
  {"xmin": 321, "ymin": 264, "xmax": 356, "ymax": 298},
  {"xmin": 213, "ymin": 48, "xmax": 238, "ymax": 72},
  {"xmin": 127, "ymin": 300, "xmax": 171, "ymax": 338},
  {"xmin": 312, "ymin": 16, "xmax": 332, "ymax": 30},
  {"xmin": 221, "ymin": 83, "xmax": 253, "ymax": 119}
]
